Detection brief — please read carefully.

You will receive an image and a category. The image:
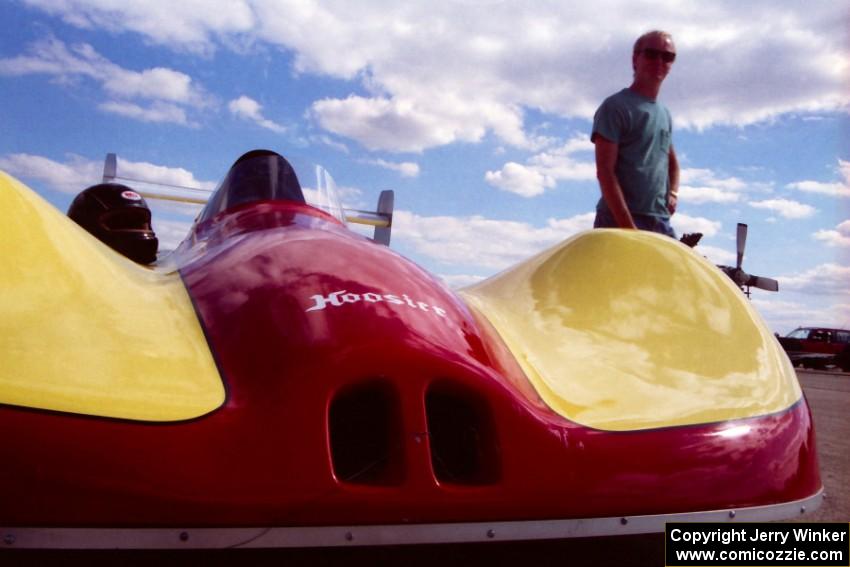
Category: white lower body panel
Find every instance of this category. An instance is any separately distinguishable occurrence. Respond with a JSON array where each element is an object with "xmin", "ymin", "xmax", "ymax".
[{"xmin": 1, "ymin": 489, "xmax": 824, "ymax": 550}]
